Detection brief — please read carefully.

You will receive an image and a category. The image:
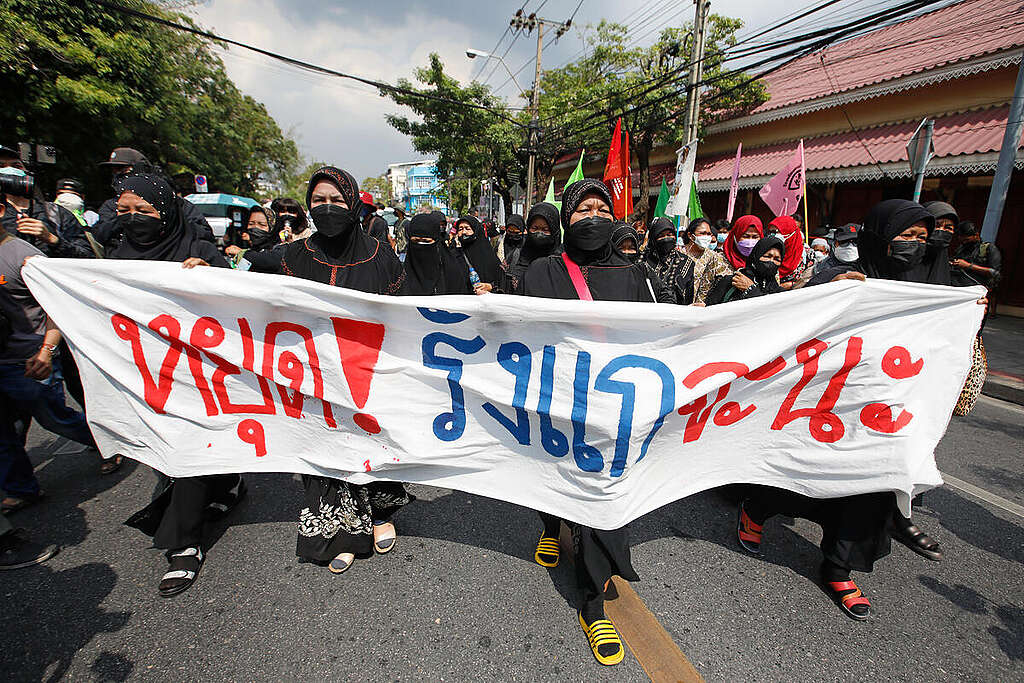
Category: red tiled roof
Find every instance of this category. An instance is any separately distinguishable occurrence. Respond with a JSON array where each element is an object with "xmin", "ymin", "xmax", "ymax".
[
  {"xmin": 751, "ymin": 0, "xmax": 1024, "ymax": 115},
  {"xmin": 696, "ymin": 106, "xmax": 1021, "ymax": 181}
]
